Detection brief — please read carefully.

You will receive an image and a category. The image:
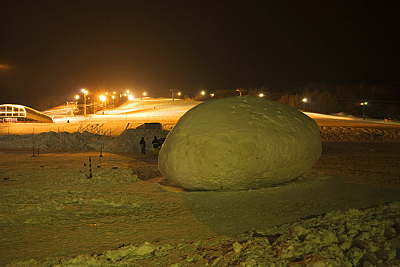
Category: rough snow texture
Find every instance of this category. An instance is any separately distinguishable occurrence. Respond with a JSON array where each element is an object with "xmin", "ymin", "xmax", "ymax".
[
  {"xmin": 0, "ymin": 131, "xmax": 101, "ymax": 151},
  {"xmin": 0, "ymin": 129, "xmax": 168, "ymax": 152},
  {"xmin": 10, "ymin": 202, "xmax": 400, "ymax": 266},
  {"xmin": 320, "ymin": 126, "xmax": 400, "ymax": 142},
  {"xmin": 106, "ymin": 128, "xmax": 169, "ymax": 153},
  {"xmin": 159, "ymin": 96, "xmax": 322, "ymax": 191}
]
